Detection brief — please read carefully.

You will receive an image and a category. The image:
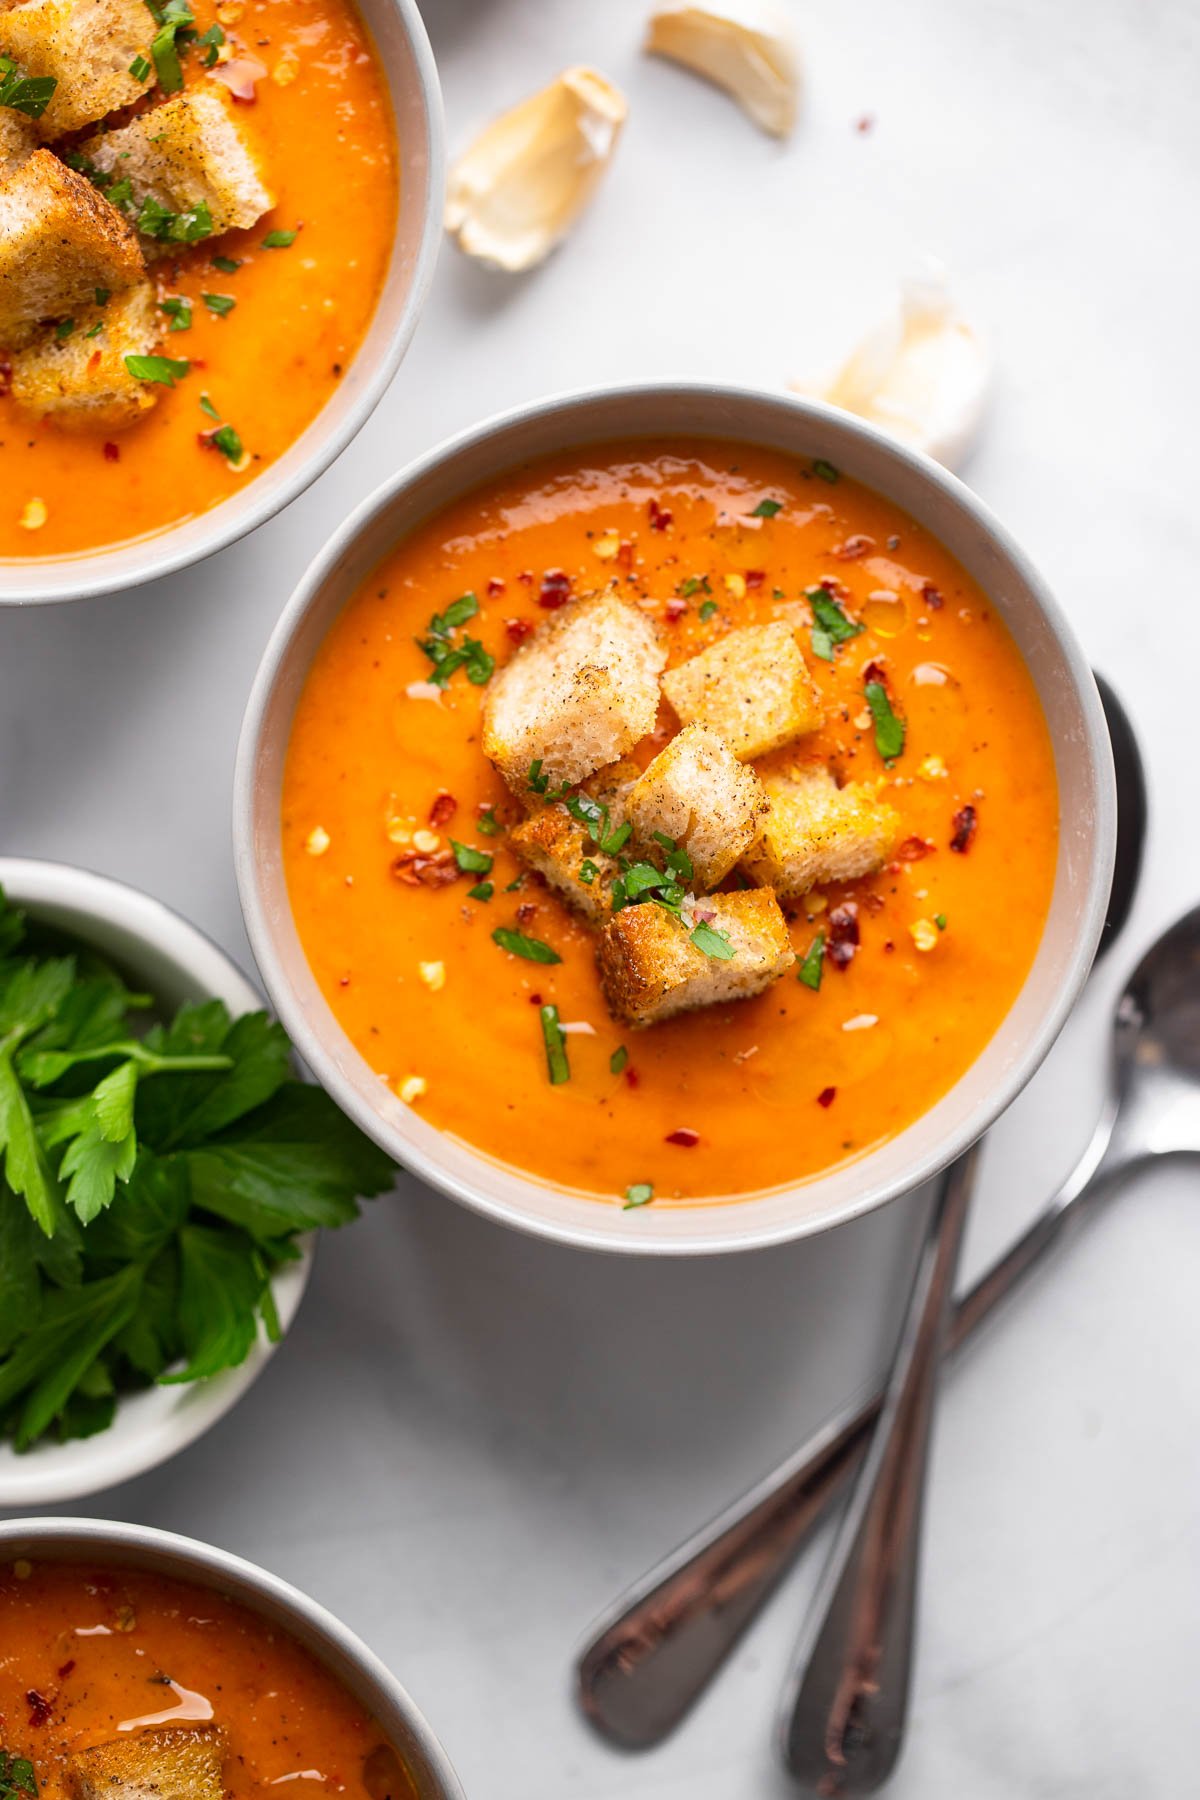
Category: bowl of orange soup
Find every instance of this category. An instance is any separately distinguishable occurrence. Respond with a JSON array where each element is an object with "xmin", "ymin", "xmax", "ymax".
[
  {"xmin": 234, "ymin": 383, "xmax": 1115, "ymax": 1254},
  {"xmin": 0, "ymin": 1518, "xmax": 465, "ymax": 1800},
  {"xmin": 0, "ymin": 0, "xmax": 442, "ymax": 605}
]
